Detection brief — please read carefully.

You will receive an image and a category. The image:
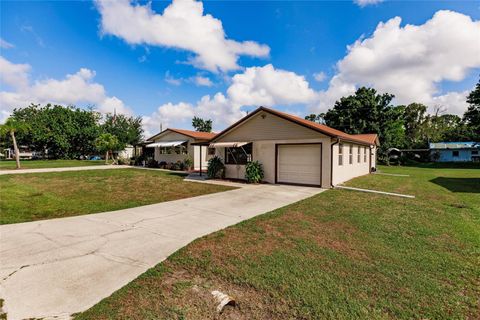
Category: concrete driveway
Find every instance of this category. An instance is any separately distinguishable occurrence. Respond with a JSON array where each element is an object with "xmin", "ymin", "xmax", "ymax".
[{"xmin": 0, "ymin": 184, "xmax": 323, "ymax": 319}]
